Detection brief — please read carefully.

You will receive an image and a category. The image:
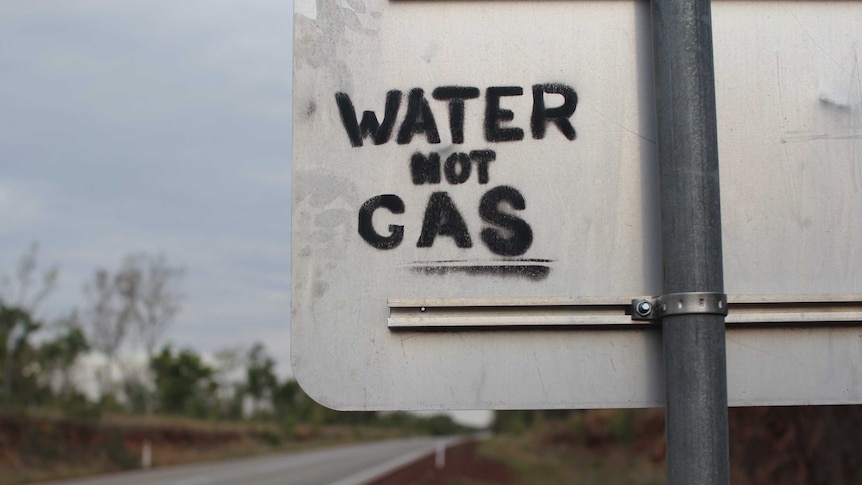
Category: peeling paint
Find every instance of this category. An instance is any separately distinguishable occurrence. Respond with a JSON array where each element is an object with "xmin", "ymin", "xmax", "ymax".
[
  {"xmin": 294, "ymin": 0, "xmax": 317, "ymax": 21},
  {"xmin": 294, "ymin": 0, "xmax": 383, "ymax": 91}
]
